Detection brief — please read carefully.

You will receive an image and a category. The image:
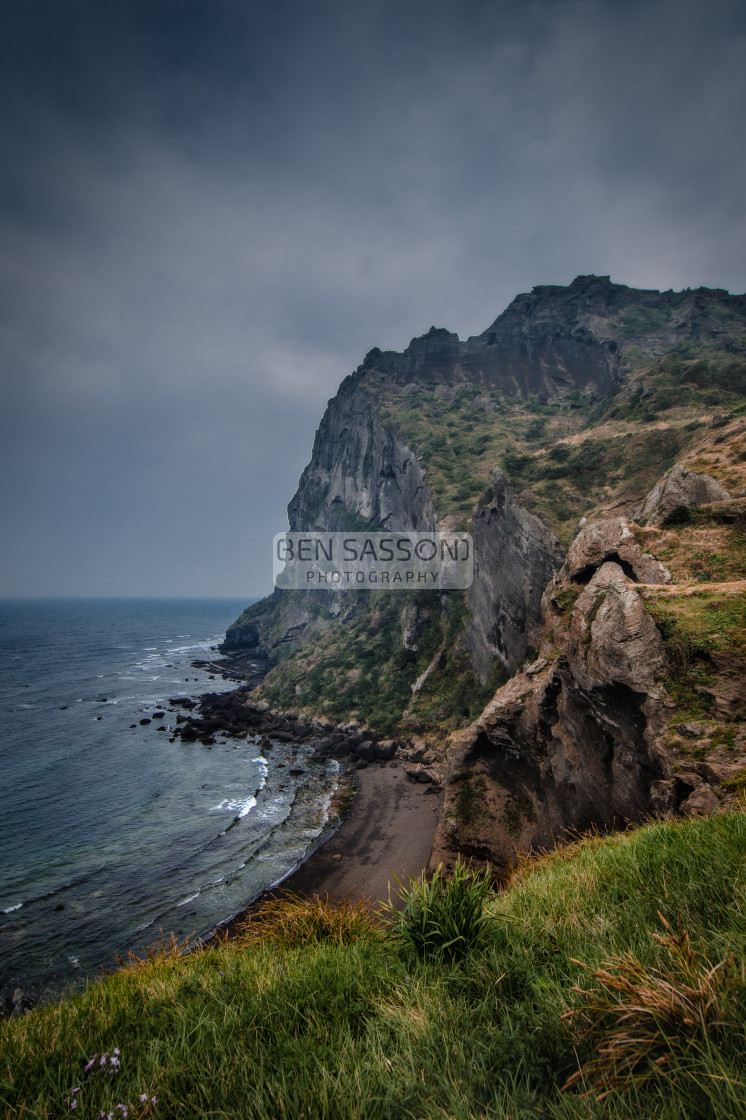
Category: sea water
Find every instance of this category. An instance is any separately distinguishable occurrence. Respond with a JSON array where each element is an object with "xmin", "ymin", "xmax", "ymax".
[{"xmin": 0, "ymin": 599, "xmax": 338, "ymax": 1007}]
